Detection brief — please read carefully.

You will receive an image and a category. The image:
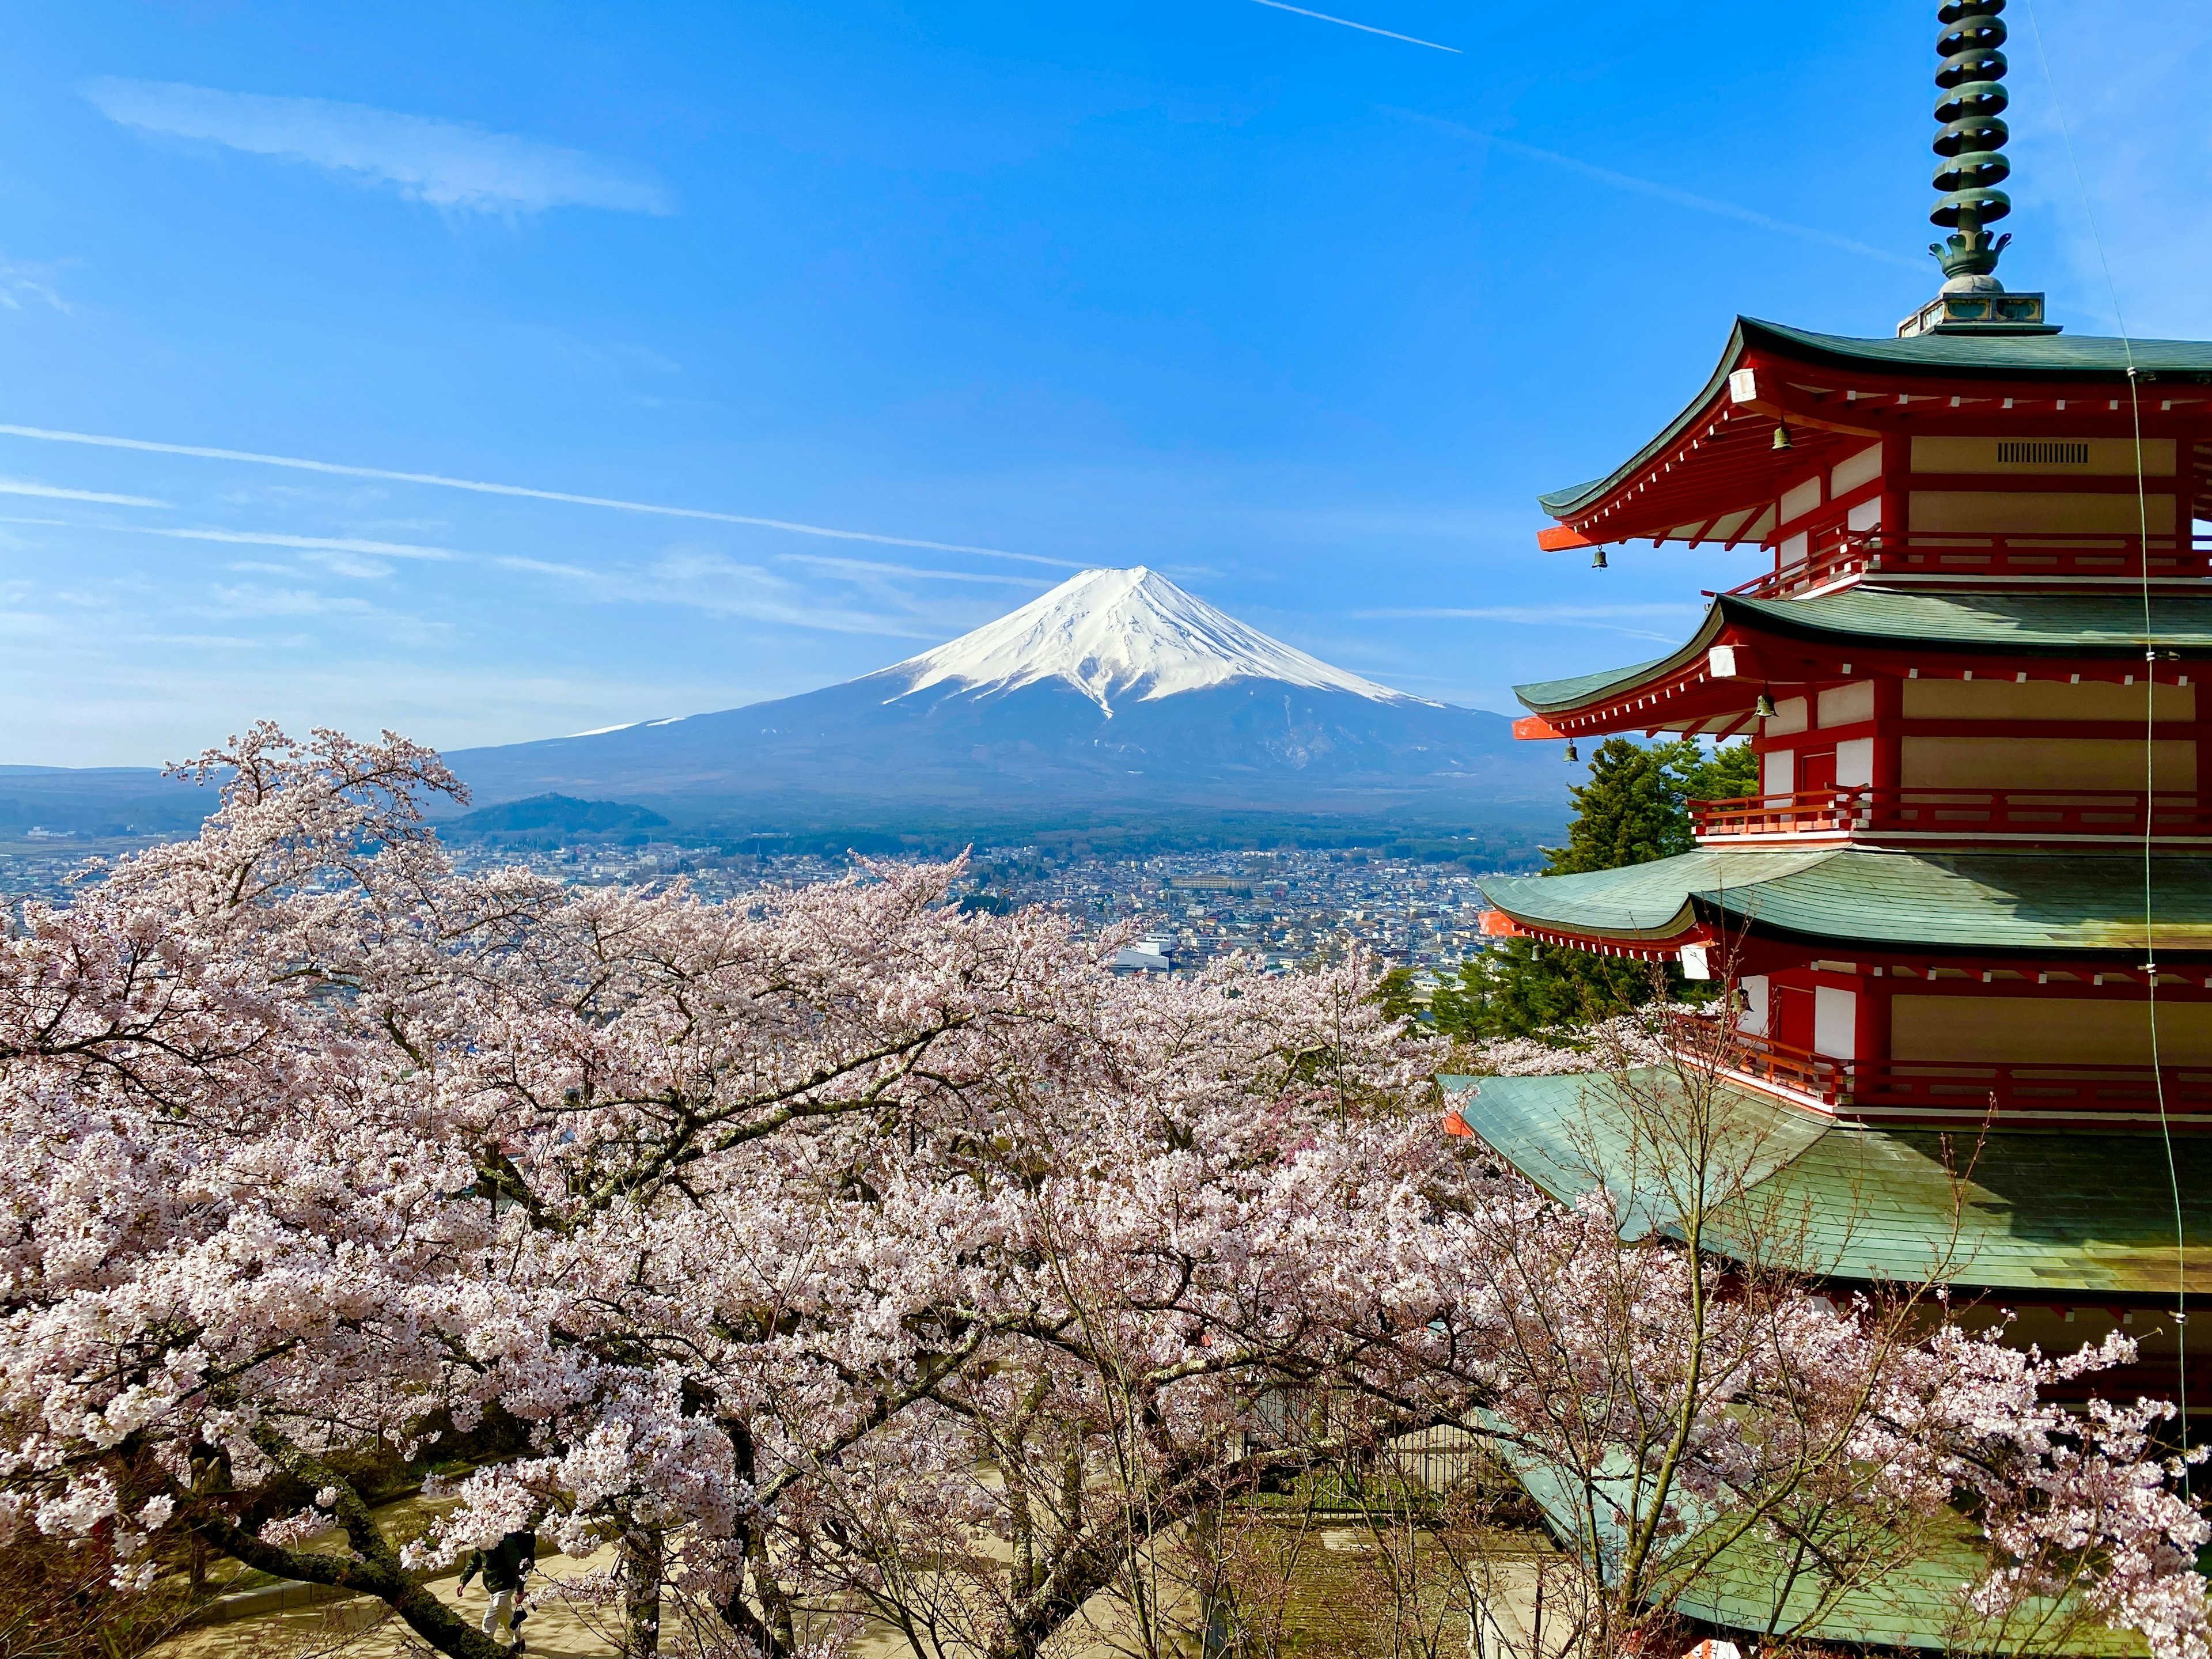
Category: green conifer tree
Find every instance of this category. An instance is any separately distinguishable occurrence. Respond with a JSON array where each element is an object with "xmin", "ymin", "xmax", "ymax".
[{"xmin": 1429, "ymin": 737, "xmax": 1752, "ymax": 1043}]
